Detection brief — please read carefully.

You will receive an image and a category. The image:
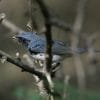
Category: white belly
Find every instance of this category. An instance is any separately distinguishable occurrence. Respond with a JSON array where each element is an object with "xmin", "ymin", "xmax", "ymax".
[{"xmin": 31, "ymin": 53, "xmax": 62, "ymax": 62}]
